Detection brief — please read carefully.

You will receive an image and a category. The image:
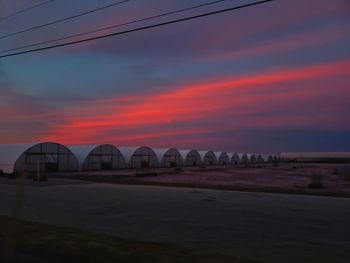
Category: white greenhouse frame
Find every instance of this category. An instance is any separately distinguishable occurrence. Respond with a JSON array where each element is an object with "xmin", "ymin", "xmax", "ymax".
[
  {"xmin": 0, "ymin": 142, "xmax": 79, "ymax": 174},
  {"xmin": 70, "ymin": 144, "xmax": 126, "ymax": 171},
  {"xmin": 179, "ymin": 149, "xmax": 201, "ymax": 166},
  {"xmin": 153, "ymin": 148, "xmax": 183, "ymax": 168},
  {"xmin": 214, "ymin": 152, "xmax": 229, "ymax": 165},
  {"xmin": 119, "ymin": 146, "xmax": 159, "ymax": 169},
  {"xmin": 198, "ymin": 150, "xmax": 217, "ymax": 166}
]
